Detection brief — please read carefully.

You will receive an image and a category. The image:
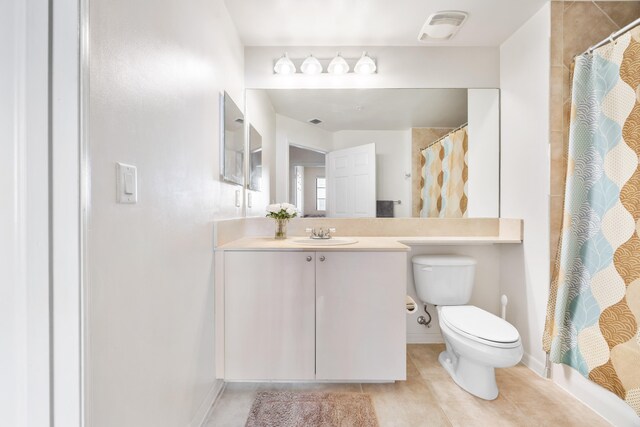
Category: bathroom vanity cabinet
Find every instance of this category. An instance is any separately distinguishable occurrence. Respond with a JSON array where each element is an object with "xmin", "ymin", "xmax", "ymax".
[{"xmin": 223, "ymin": 250, "xmax": 406, "ymax": 381}]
